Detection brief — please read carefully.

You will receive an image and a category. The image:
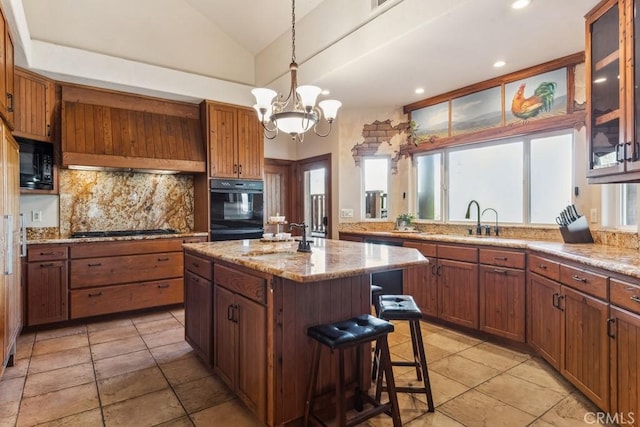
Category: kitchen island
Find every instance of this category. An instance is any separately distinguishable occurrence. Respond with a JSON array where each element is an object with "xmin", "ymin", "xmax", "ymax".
[{"xmin": 182, "ymin": 238, "xmax": 428, "ymax": 426}]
